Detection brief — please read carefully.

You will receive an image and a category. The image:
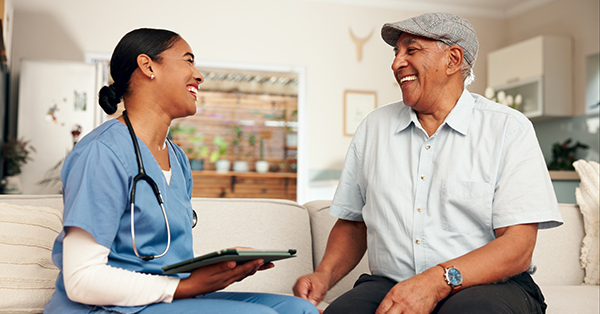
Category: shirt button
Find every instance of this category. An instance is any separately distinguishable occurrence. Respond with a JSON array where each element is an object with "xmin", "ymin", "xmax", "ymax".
[
  {"xmin": 416, "ymin": 239, "xmax": 422, "ymax": 244},
  {"xmin": 421, "ymin": 175, "xmax": 426, "ymax": 180},
  {"xmin": 417, "ymin": 207, "xmax": 422, "ymax": 212},
  {"xmin": 425, "ymin": 145, "xmax": 431, "ymax": 150}
]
